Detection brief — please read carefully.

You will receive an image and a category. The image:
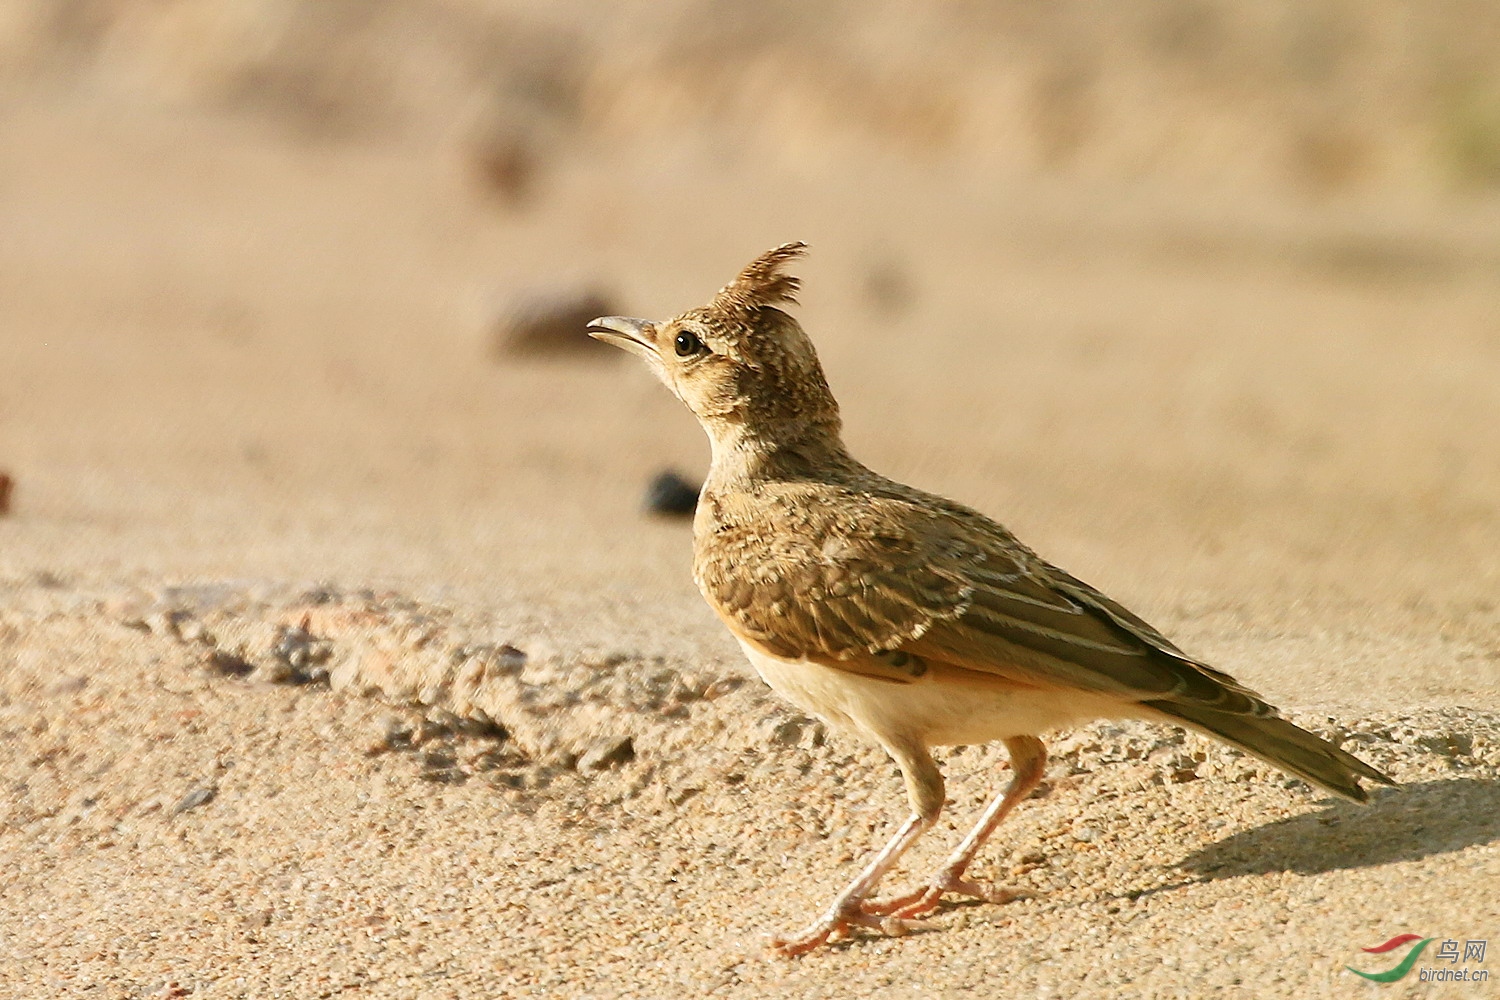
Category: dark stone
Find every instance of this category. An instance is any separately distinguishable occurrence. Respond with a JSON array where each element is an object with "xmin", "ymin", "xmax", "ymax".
[{"xmin": 645, "ymin": 470, "xmax": 699, "ymax": 517}]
